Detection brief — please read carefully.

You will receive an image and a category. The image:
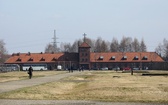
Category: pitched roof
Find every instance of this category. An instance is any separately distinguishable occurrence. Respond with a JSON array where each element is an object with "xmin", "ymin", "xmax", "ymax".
[
  {"xmin": 5, "ymin": 52, "xmax": 79, "ymax": 64},
  {"xmin": 79, "ymin": 42, "xmax": 91, "ymax": 48},
  {"xmin": 90, "ymin": 52, "xmax": 164, "ymax": 63},
  {"xmin": 5, "ymin": 52, "xmax": 164, "ymax": 64}
]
